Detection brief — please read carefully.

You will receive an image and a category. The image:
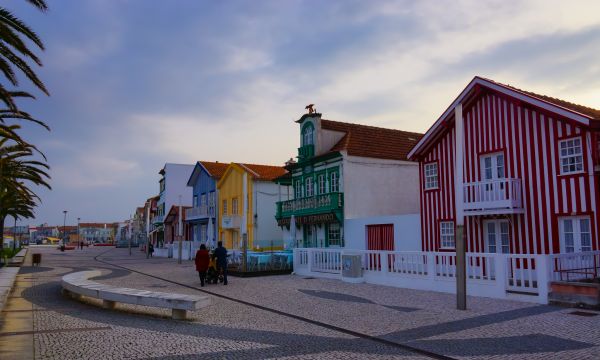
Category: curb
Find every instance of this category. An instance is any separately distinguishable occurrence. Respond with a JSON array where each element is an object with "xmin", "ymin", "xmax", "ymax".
[{"xmin": 0, "ymin": 267, "xmax": 20, "ymax": 312}]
